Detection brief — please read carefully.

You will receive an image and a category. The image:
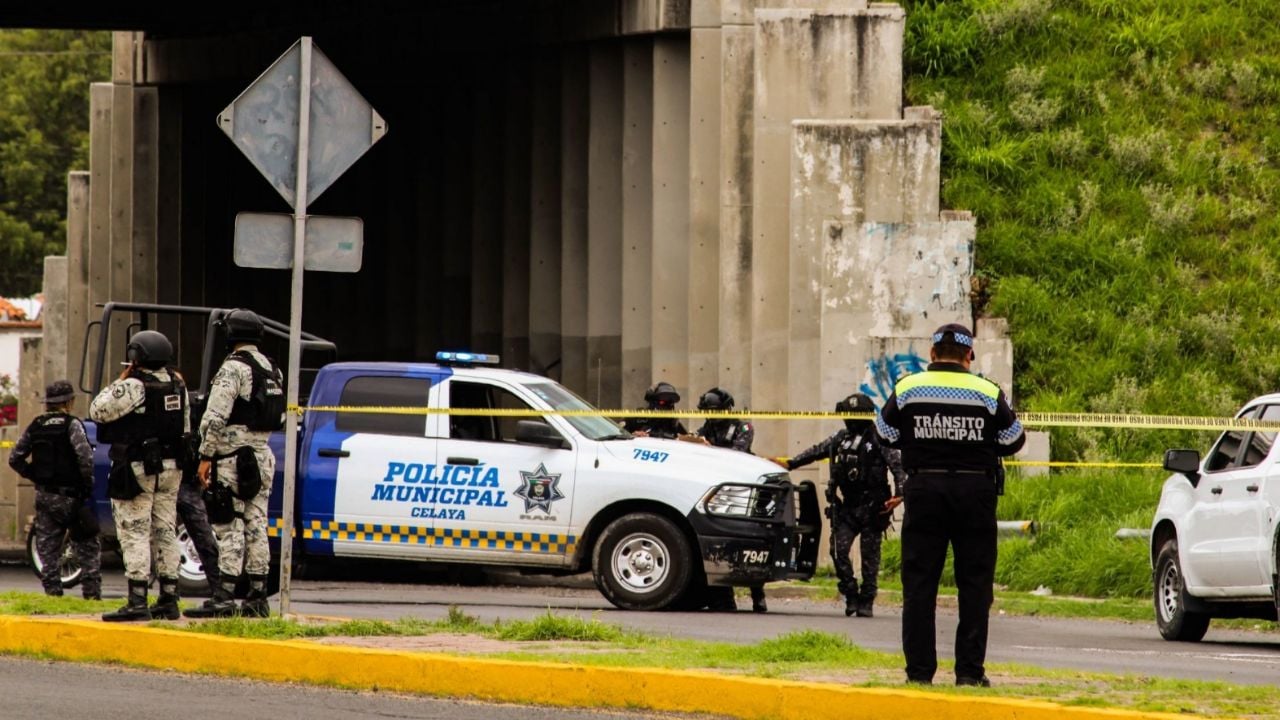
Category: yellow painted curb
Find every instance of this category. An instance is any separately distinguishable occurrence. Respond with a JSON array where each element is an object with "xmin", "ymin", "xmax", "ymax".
[{"xmin": 0, "ymin": 616, "xmax": 1201, "ymax": 720}]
